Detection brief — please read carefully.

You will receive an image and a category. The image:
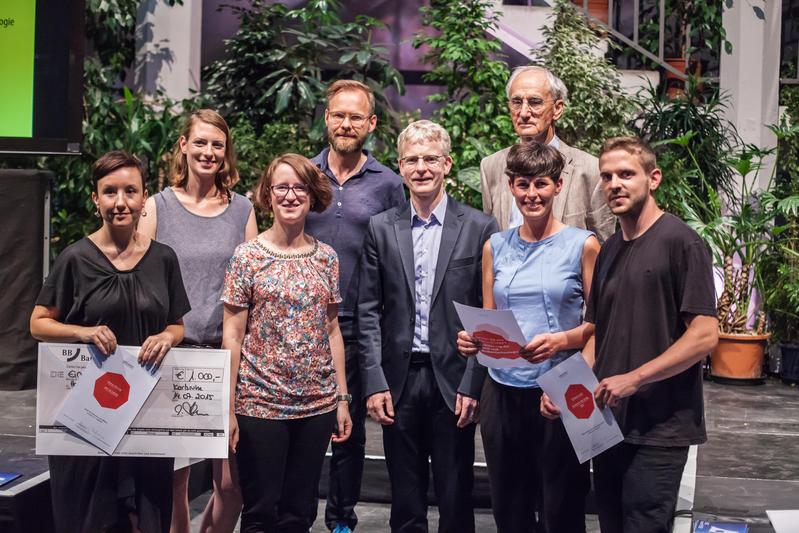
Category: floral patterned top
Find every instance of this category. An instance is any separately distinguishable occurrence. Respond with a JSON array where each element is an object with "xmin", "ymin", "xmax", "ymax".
[{"xmin": 222, "ymin": 237, "xmax": 341, "ymax": 419}]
